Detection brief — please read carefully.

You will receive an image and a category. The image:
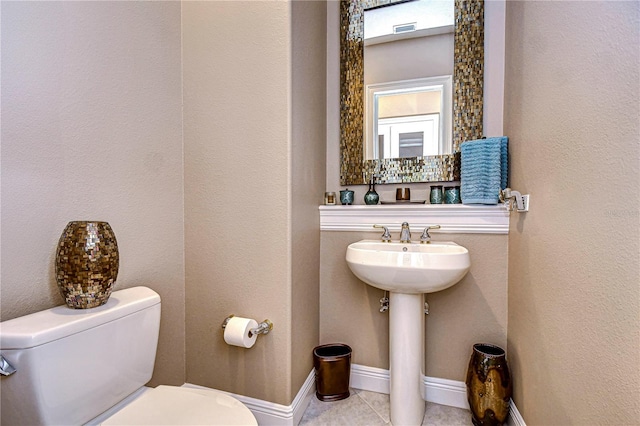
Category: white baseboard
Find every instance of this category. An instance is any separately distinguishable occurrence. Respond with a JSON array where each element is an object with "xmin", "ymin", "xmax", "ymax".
[
  {"xmin": 183, "ymin": 368, "xmax": 315, "ymax": 426},
  {"xmin": 349, "ymin": 364, "xmax": 390, "ymax": 394},
  {"xmin": 349, "ymin": 363, "xmax": 468, "ymax": 409},
  {"xmin": 508, "ymin": 399, "xmax": 526, "ymax": 426},
  {"xmin": 184, "ymin": 366, "xmax": 526, "ymax": 426},
  {"xmin": 350, "ymin": 363, "xmax": 525, "ymax": 425},
  {"xmin": 423, "ymin": 376, "xmax": 469, "ymax": 409}
]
